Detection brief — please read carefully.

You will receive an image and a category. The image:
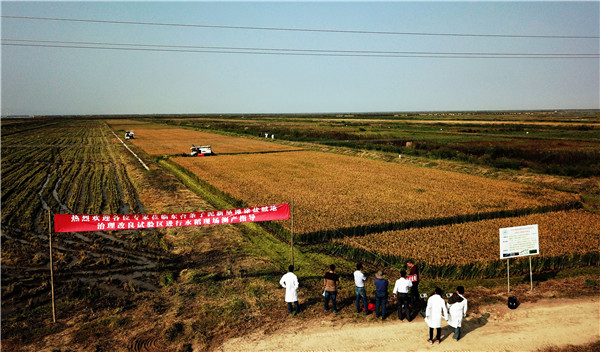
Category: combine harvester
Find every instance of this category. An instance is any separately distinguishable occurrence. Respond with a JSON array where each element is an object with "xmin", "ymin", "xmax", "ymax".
[
  {"xmin": 125, "ymin": 131, "xmax": 135, "ymax": 140},
  {"xmin": 190, "ymin": 145, "xmax": 214, "ymax": 157}
]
